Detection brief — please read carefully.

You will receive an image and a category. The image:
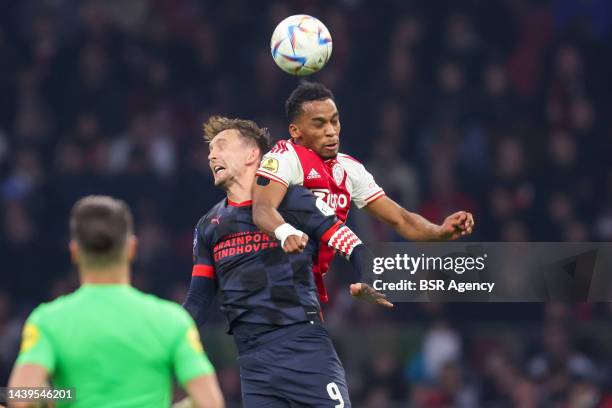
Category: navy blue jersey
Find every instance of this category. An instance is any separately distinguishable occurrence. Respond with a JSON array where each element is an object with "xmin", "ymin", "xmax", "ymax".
[{"xmin": 192, "ymin": 186, "xmax": 341, "ymax": 330}]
